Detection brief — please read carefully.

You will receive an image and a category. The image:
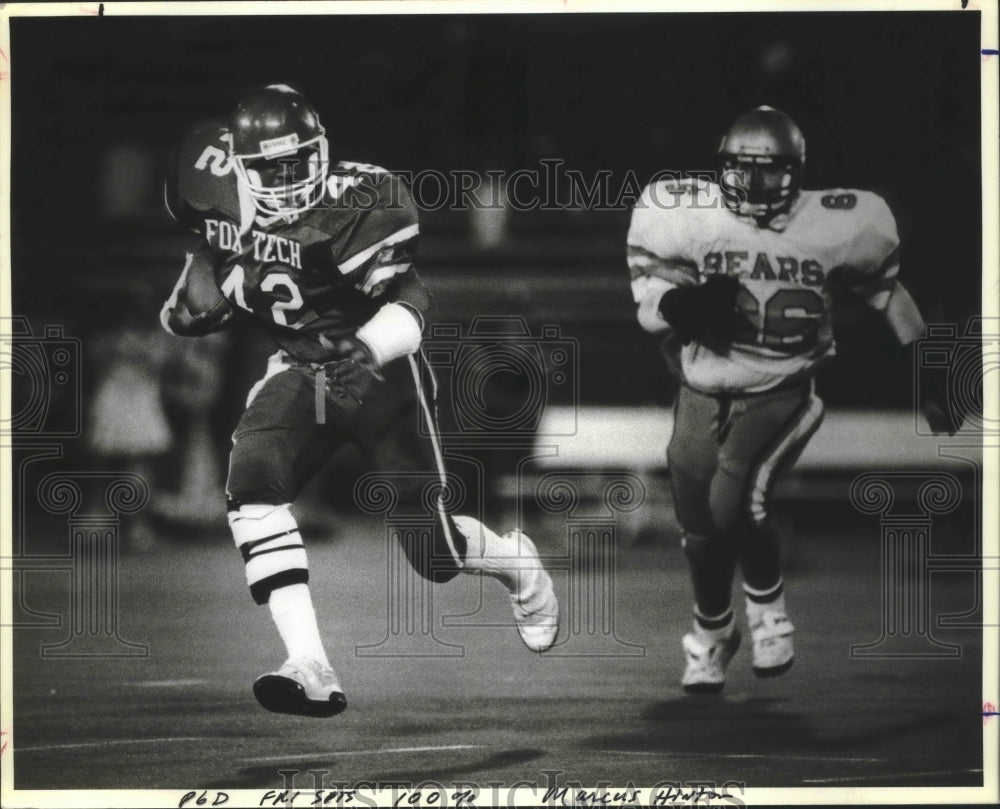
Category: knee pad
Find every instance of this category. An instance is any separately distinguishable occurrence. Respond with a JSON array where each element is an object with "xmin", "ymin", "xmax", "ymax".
[{"xmin": 228, "ymin": 503, "xmax": 308, "ymax": 605}]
